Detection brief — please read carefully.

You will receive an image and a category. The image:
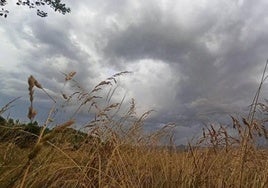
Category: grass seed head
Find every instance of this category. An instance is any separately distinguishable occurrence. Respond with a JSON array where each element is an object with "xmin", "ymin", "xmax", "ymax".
[
  {"xmin": 28, "ymin": 75, "xmax": 35, "ymax": 89},
  {"xmin": 53, "ymin": 120, "xmax": 75, "ymax": 133},
  {"xmin": 62, "ymin": 93, "xmax": 68, "ymax": 99},
  {"xmin": 28, "ymin": 107, "xmax": 37, "ymax": 120},
  {"xmin": 34, "ymin": 80, "xmax": 43, "ymax": 89},
  {"xmin": 65, "ymin": 71, "xmax": 76, "ymax": 81}
]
